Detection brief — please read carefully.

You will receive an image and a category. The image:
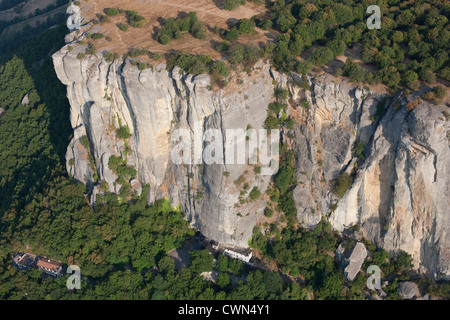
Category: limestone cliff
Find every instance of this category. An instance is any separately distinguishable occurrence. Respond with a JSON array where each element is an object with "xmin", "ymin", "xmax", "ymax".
[
  {"xmin": 276, "ymin": 71, "xmax": 449, "ymax": 279},
  {"xmin": 53, "ymin": 43, "xmax": 274, "ymax": 248},
  {"xmin": 53, "ymin": 42, "xmax": 449, "ymax": 279},
  {"xmin": 329, "ymin": 96, "xmax": 450, "ymax": 279}
]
